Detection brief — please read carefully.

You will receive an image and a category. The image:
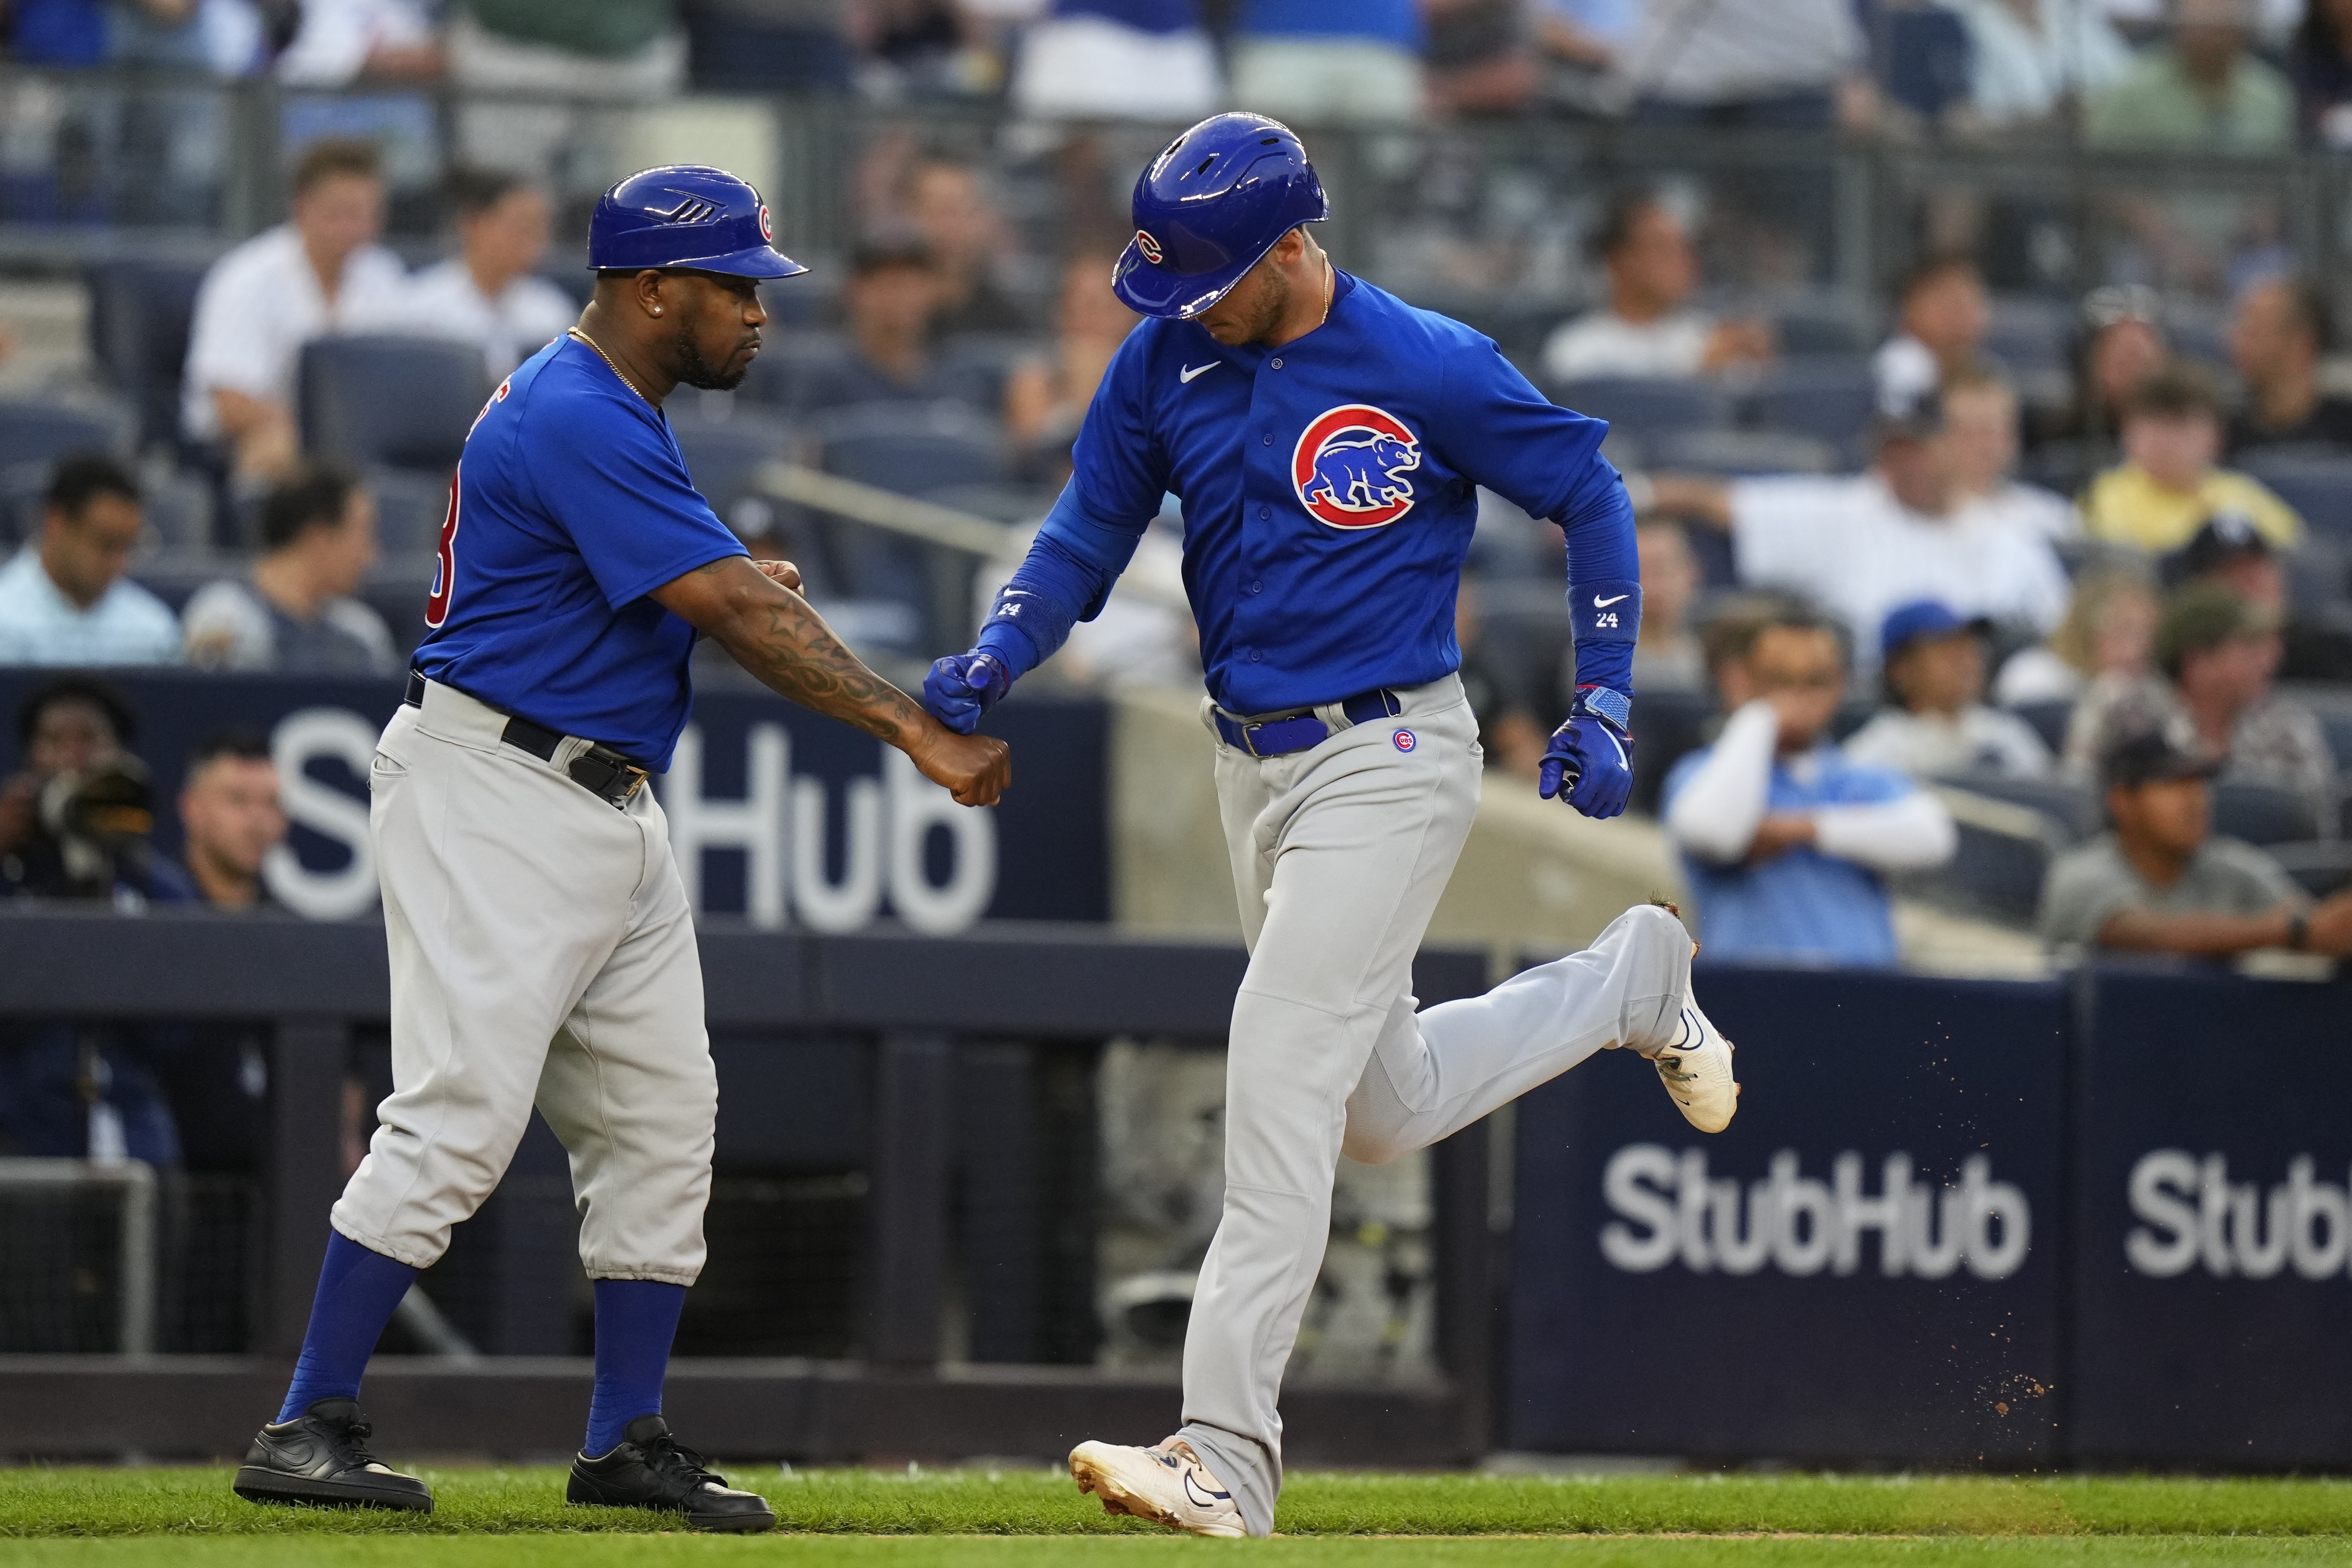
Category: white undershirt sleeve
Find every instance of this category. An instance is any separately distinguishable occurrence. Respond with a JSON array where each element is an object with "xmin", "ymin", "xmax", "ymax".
[
  {"xmin": 1813, "ymin": 789, "xmax": 1959, "ymax": 872},
  {"xmin": 1664, "ymin": 699, "xmax": 1780, "ymax": 863}
]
